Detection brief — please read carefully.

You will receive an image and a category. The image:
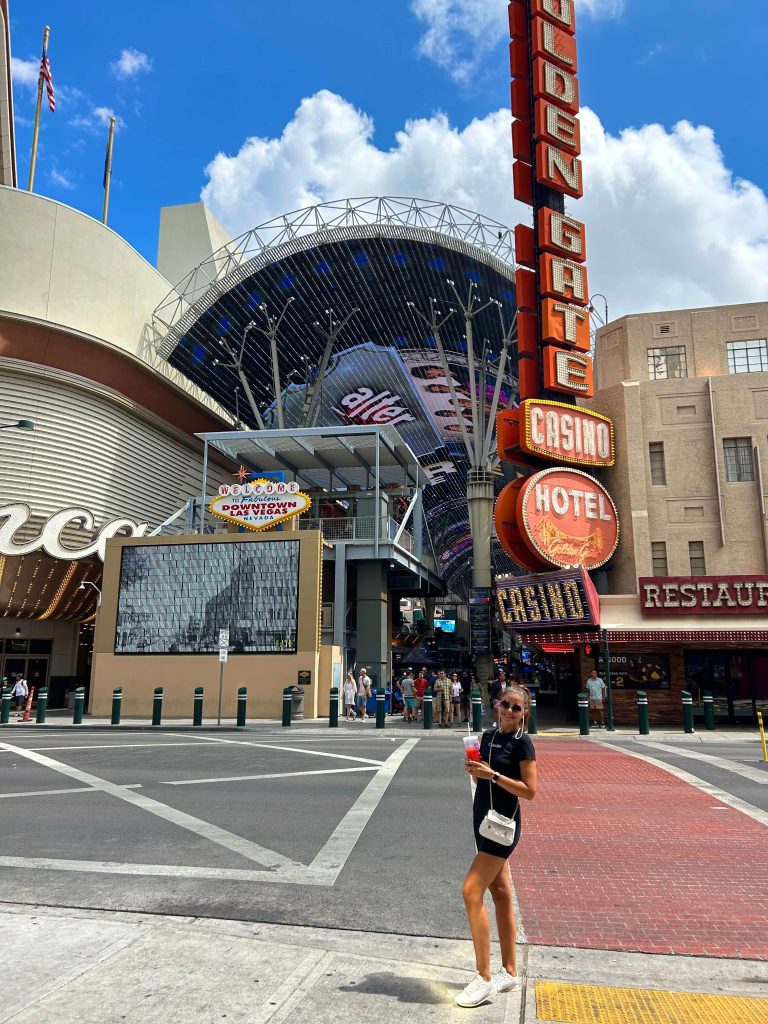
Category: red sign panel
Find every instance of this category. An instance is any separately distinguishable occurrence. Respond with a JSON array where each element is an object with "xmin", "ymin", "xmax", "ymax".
[
  {"xmin": 519, "ymin": 399, "xmax": 614, "ymax": 467},
  {"xmin": 517, "ymin": 467, "xmax": 619, "ymax": 570},
  {"xmin": 640, "ymin": 576, "xmax": 768, "ymax": 615}
]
